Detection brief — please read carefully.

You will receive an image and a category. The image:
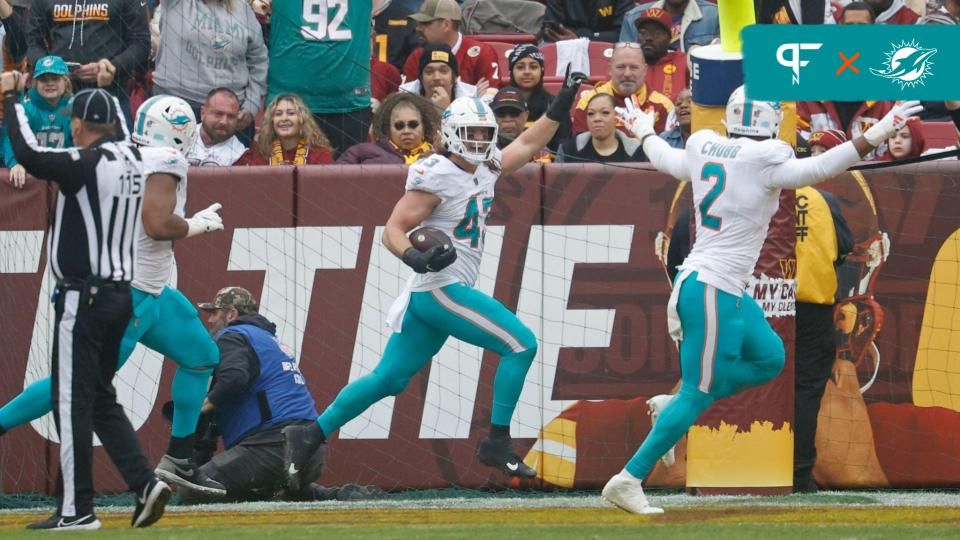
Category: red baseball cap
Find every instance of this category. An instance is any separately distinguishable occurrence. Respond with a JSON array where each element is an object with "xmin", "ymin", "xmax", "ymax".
[{"xmin": 635, "ymin": 8, "xmax": 673, "ymax": 33}]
